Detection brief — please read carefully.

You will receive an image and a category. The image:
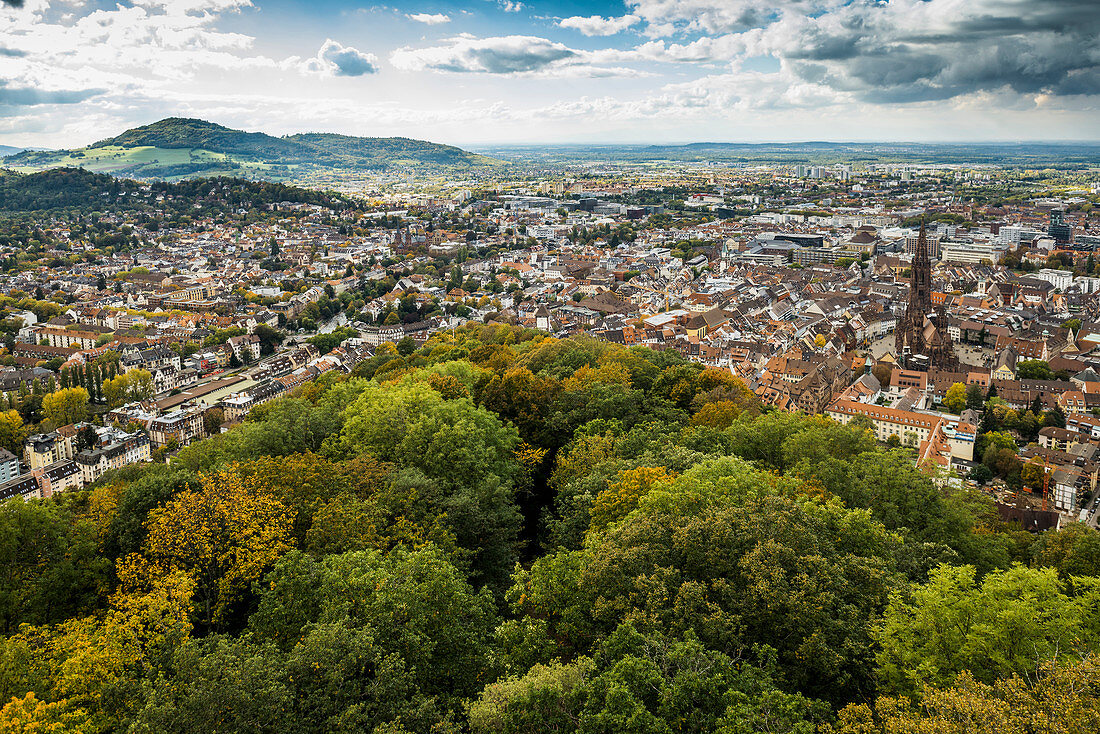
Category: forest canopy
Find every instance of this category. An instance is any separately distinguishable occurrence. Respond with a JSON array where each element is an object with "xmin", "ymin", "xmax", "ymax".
[{"xmin": 2, "ymin": 323, "xmax": 1099, "ymax": 733}]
